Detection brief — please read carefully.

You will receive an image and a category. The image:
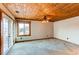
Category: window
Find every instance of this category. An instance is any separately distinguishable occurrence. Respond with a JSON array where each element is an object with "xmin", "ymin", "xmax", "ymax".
[{"xmin": 17, "ymin": 21, "xmax": 31, "ymax": 36}]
